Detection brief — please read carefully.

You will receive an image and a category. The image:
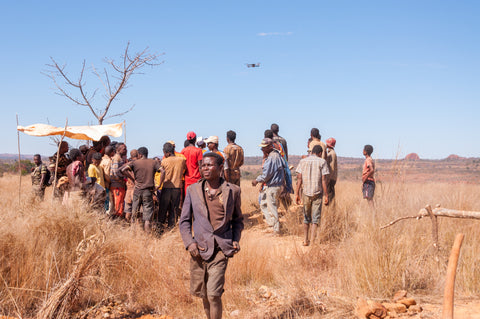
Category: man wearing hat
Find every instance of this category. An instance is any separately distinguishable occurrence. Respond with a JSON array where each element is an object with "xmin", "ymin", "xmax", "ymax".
[
  {"xmin": 181, "ymin": 131, "xmax": 203, "ymax": 193},
  {"xmin": 196, "ymin": 136, "xmax": 207, "ymax": 153},
  {"xmin": 252, "ymin": 138, "xmax": 285, "ymax": 234},
  {"xmin": 326, "ymin": 138, "xmax": 337, "ymax": 201},
  {"xmin": 205, "ymin": 136, "xmax": 227, "ymax": 168}
]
